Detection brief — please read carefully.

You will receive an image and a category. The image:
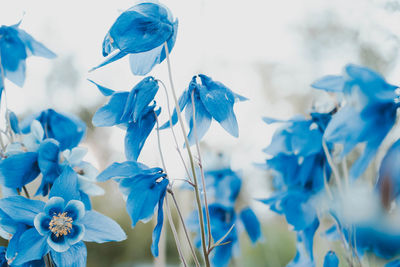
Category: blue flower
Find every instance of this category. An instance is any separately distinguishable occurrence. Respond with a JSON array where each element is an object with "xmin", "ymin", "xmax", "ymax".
[
  {"xmin": 91, "ymin": 1, "xmax": 178, "ymax": 75},
  {"xmin": 161, "ymin": 74, "xmax": 247, "ymax": 145},
  {"xmin": 97, "ymin": 160, "xmax": 168, "ymax": 257},
  {"xmin": 0, "ymin": 168, "xmax": 125, "ymax": 266},
  {"xmin": 386, "ymin": 260, "xmax": 400, "ymax": 267},
  {"xmin": 0, "ymin": 22, "xmax": 56, "ymax": 88},
  {"xmin": 323, "ymin": 251, "xmax": 339, "ymax": 267},
  {"xmin": 91, "ymin": 77, "xmax": 161, "ymax": 160},
  {"xmin": 20, "ymin": 109, "xmax": 86, "ymax": 151},
  {"xmin": 312, "ymin": 64, "xmax": 400, "ymax": 179}
]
